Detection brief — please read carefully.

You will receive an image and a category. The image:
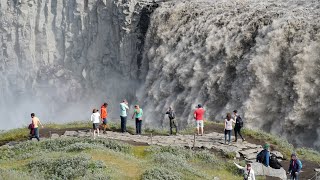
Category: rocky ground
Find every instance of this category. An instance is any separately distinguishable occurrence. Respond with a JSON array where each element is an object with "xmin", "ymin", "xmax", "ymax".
[{"xmin": 21, "ymin": 125, "xmax": 319, "ymax": 180}]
